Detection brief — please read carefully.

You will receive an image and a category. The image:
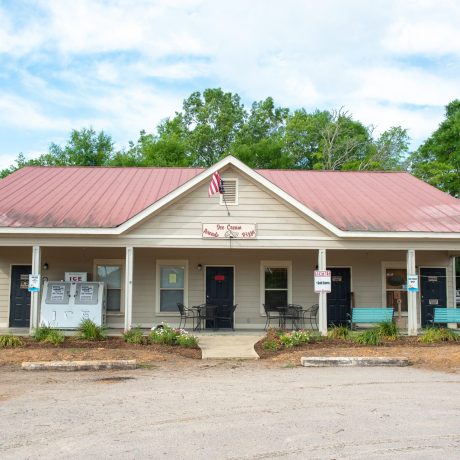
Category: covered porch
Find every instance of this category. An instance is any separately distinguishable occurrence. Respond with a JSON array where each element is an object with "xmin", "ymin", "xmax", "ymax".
[{"xmin": 1, "ymin": 244, "xmax": 458, "ymax": 336}]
